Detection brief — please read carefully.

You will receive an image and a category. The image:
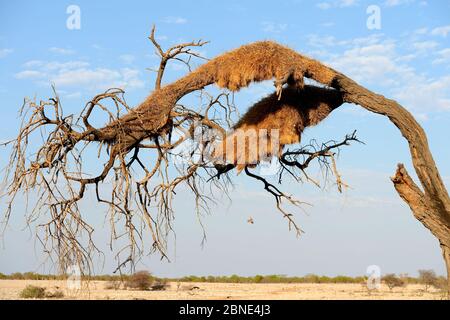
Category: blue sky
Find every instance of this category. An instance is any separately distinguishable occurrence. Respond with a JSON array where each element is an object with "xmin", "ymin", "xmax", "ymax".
[{"xmin": 0, "ymin": 0, "xmax": 450, "ymax": 277}]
